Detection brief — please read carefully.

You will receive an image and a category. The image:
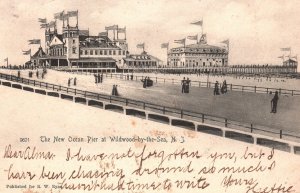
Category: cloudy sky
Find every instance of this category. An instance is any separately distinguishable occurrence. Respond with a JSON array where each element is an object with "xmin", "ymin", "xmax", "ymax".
[{"xmin": 0, "ymin": 0, "xmax": 299, "ymax": 66}]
